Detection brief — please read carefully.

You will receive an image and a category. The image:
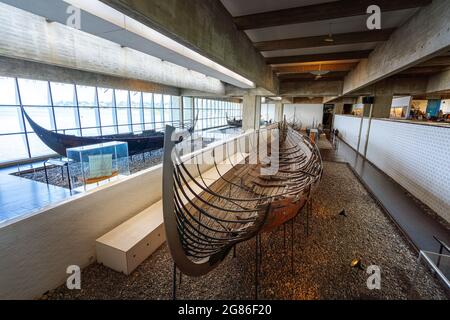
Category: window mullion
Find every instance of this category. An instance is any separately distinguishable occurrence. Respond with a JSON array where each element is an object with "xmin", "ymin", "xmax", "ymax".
[{"xmin": 15, "ymin": 78, "xmax": 31, "ymax": 159}]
